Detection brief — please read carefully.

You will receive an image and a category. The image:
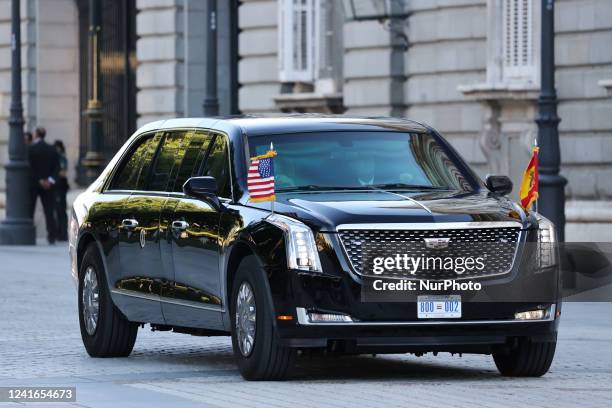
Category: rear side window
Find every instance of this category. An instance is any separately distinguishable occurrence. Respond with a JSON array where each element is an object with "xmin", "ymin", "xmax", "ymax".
[
  {"xmin": 172, "ymin": 131, "xmax": 212, "ymax": 192},
  {"xmin": 202, "ymin": 134, "xmax": 231, "ymax": 199},
  {"xmin": 148, "ymin": 131, "xmax": 188, "ymax": 192},
  {"xmin": 108, "ymin": 134, "xmax": 159, "ymax": 191}
]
